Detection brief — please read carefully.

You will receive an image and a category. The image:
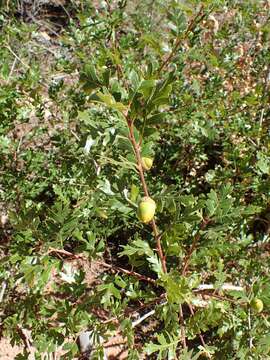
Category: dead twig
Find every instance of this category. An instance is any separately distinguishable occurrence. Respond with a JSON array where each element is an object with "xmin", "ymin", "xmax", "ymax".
[
  {"xmin": 179, "ymin": 304, "xmax": 187, "ymax": 348},
  {"xmin": 47, "ymin": 247, "xmax": 84, "ymax": 260},
  {"xmin": 195, "ymin": 283, "xmax": 244, "ymax": 292},
  {"xmin": 4, "ymin": 44, "xmax": 30, "ymax": 70},
  {"xmin": 7, "ymin": 57, "xmax": 17, "ymax": 82},
  {"xmin": 95, "ymin": 260, "xmax": 157, "ymax": 285}
]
